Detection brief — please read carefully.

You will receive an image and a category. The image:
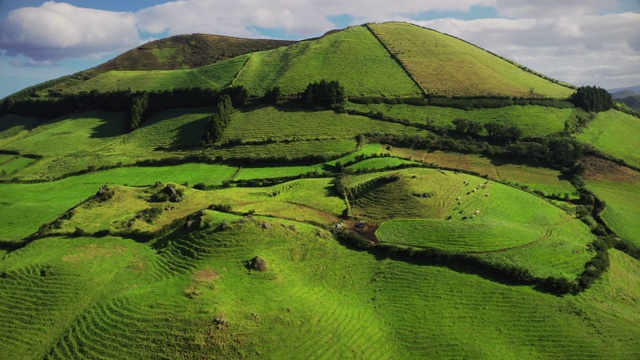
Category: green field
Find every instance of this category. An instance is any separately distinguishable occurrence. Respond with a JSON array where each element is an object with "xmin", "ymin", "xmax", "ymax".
[
  {"xmin": 588, "ymin": 180, "xmax": 640, "ymax": 246},
  {"xmin": 347, "ymin": 102, "xmax": 576, "ymax": 137},
  {"xmin": 235, "ymin": 25, "xmax": 422, "ymax": 97},
  {"xmin": 577, "ymin": 110, "xmax": 640, "ymax": 167},
  {"xmin": 0, "ymin": 156, "xmax": 35, "ymax": 175},
  {"xmin": 391, "ymin": 148, "xmax": 577, "ymax": 197},
  {"xmin": 0, "ymin": 114, "xmax": 41, "ymax": 147},
  {"xmin": 63, "ymin": 56, "xmax": 249, "ymax": 94},
  {"xmin": 369, "ymin": 22, "xmax": 575, "ymax": 98},
  {"xmin": 225, "ymin": 105, "xmax": 429, "ymax": 143}
]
